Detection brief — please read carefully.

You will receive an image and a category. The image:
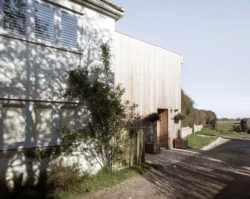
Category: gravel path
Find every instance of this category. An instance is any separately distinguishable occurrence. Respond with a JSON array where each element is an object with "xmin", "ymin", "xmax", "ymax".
[{"xmin": 83, "ymin": 138, "xmax": 250, "ymax": 199}]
